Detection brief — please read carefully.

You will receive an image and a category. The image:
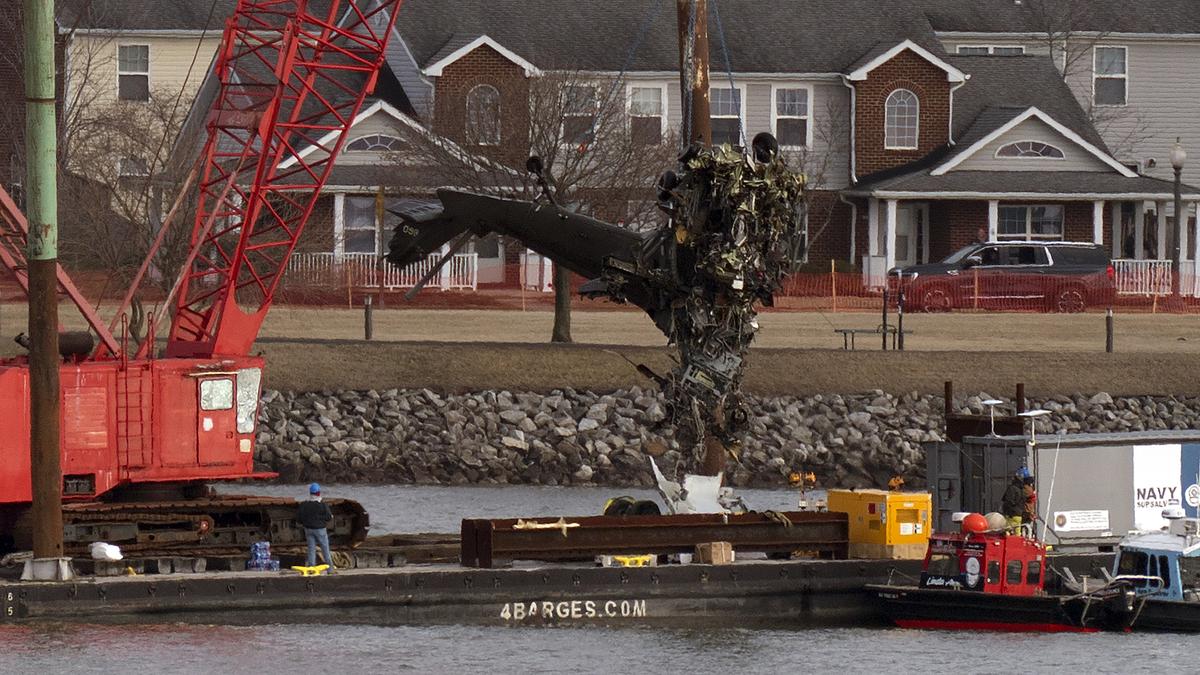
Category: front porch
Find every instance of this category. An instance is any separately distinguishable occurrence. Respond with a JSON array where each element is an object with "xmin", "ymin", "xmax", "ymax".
[{"xmin": 855, "ymin": 194, "xmax": 1200, "ymax": 296}]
